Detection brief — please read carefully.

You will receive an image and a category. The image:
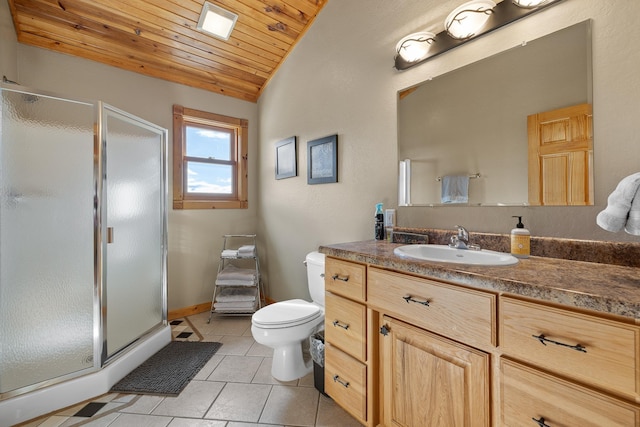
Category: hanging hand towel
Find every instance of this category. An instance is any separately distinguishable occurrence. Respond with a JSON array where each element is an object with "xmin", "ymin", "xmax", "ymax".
[
  {"xmin": 441, "ymin": 175, "xmax": 469, "ymax": 204},
  {"xmin": 596, "ymin": 172, "xmax": 640, "ymax": 233}
]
